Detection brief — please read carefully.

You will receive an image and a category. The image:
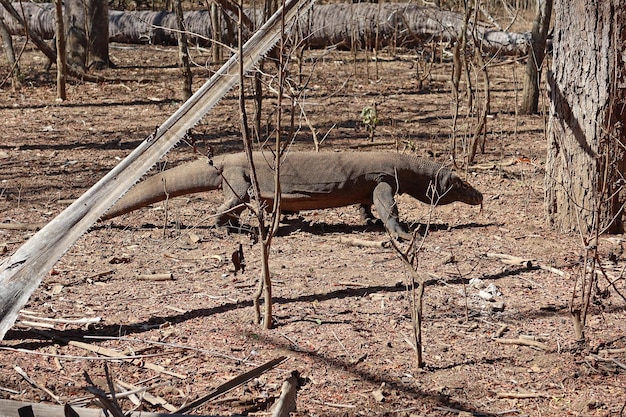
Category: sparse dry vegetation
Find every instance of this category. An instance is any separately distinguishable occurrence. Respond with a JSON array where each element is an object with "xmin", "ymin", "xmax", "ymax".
[{"xmin": 1, "ymin": 1, "xmax": 626, "ymax": 416}]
